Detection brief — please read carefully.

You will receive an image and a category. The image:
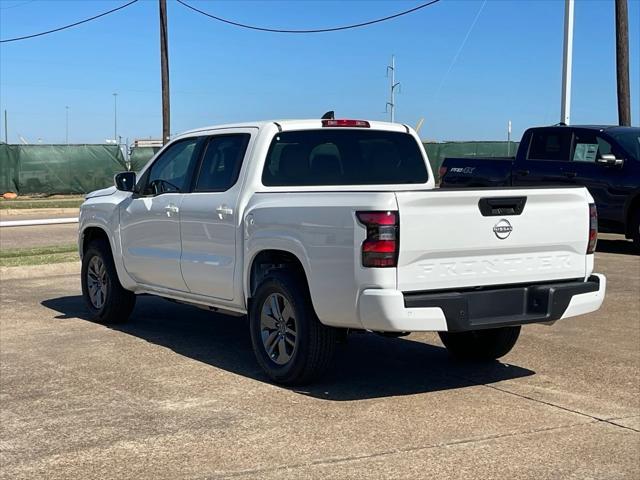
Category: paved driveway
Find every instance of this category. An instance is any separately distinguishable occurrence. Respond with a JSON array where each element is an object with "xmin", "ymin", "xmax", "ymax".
[{"xmin": 0, "ymin": 238, "xmax": 638, "ymax": 479}]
